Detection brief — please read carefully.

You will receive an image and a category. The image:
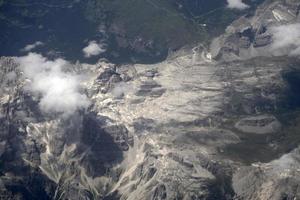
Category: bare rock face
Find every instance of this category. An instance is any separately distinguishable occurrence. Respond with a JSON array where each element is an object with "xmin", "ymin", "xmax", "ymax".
[
  {"xmin": 210, "ymin": 0, "xmax": 300, "ymax": 61},
  {"xmin": 1, "ymin": 48, "xmax": 300, "ymax": 200},
  {"xmin": 235, "ymin": 115, "xmax": 281, "ymax": 134},
  {"xmin": 1, "ymin": 1, "xmax": 300, "ymax": 199},
  {"xmin": 233, "ymin": 148, "xmax": 300, "ymax": 200}
]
